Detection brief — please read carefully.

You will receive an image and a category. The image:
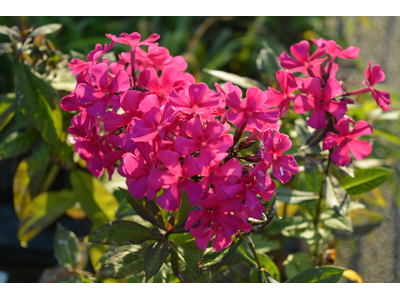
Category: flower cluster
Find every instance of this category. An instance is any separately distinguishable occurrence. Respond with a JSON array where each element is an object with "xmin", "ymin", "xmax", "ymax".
[
  {"xmin": 275, "ymin": 38, "xmax": 391, "ymax": 166},
  {"xmin": 61, "ymin": 32, "xmax": 389, "ymax": 252}
]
